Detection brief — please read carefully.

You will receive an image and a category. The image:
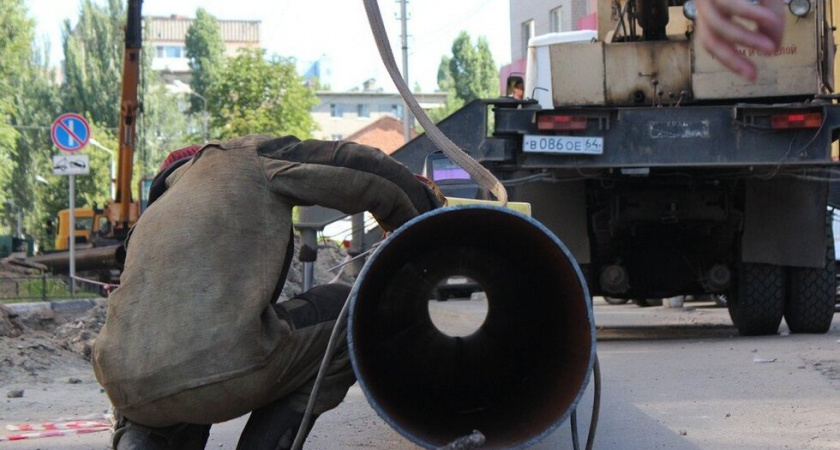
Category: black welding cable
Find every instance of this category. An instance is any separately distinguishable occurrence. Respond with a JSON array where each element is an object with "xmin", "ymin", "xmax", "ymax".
[
  {"xmin": 290, "ymin": 291, "xmax": 352, "ymax": 450},
  {"xmin": 570, "ymin": 353, "xmax": 602, "ymax": 450},
  {"xmin": 571, "ymin": 410, "xmax": 581, "ymax": 450},
  {"xmin": 587, "ymin": 354, "xmax": 602, "ymax": 450}
]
